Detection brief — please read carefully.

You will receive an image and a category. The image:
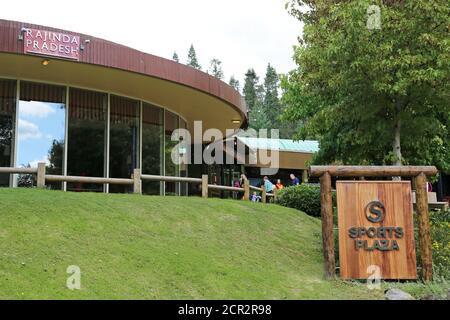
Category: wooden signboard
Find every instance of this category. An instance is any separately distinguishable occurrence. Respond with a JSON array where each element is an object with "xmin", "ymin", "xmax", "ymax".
[{"xmin": 336, "ymin": 181, "xmax": 417, "ymax": 279}]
